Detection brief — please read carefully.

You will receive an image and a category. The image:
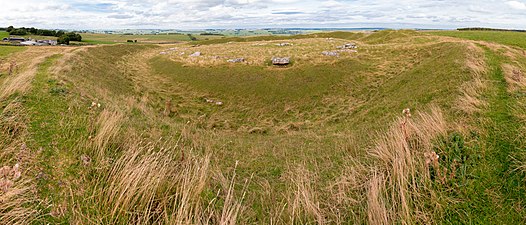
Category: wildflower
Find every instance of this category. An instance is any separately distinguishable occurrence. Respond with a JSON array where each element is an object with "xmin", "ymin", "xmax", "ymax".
[
  {"xmin": 402, "ymin": 108, "xmax": 412, "ymax": 117},
  {"xmin": 424, "ymin": 151, "xmax": 439, "ymax": 164}
]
